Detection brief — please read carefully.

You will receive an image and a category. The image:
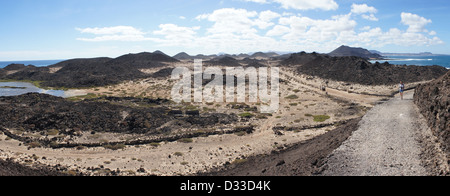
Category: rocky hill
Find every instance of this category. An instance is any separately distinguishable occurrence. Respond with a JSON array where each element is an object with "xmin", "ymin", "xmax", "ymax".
[
  {"xmin": 414, "ymin": 71, "xmax": 450, "ymax": 158},
  {"xmin": 173, "ymin": 52, "xmax": 193, "ymax": 60},
  {"xmin": 205, "ymin": 56, "xmax": 242, "ymax": 67},
  {"xmin": 329, "ymin": 45, "xmax": 382, "ymax": 59},
  {"xmin": 0, "ymin": 52, "xmax": 179, "ymax": 88},
  {"xmin": 3, "ymin": 64, "xmax": 35, "ymax": 71},
  {"xmin": 0, "ymin": 69, "xmax": 5, "ymax": 77},
  {"xmin": 282, "ymin": 52, "xmax": 322, "ymax": 66},
  {"xmin": 283, "ymin": 52, "xmax": 448, "ymax": 85},
  {"xmin": 250, "ymin": 52, "xmax": 278, "ymax": 58}
]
